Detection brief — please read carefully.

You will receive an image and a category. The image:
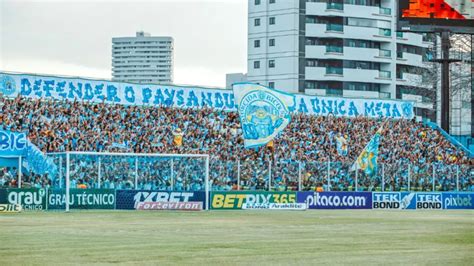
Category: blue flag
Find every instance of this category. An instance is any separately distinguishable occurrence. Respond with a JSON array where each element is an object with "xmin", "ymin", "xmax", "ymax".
[
  {"xmin": 233, "ymin": 83, "xmax": 295, "ymax": 148},
  {"xmin": 352, "ymin": 124, "xmax": 383, "ymax": 175},
  {"xmin": 24, "ymin": 139, "xmax": 57, "ymax": 178},
  {"xmin": 335, "ymin": 134, "xmax": 348, "ymax": 156}
]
